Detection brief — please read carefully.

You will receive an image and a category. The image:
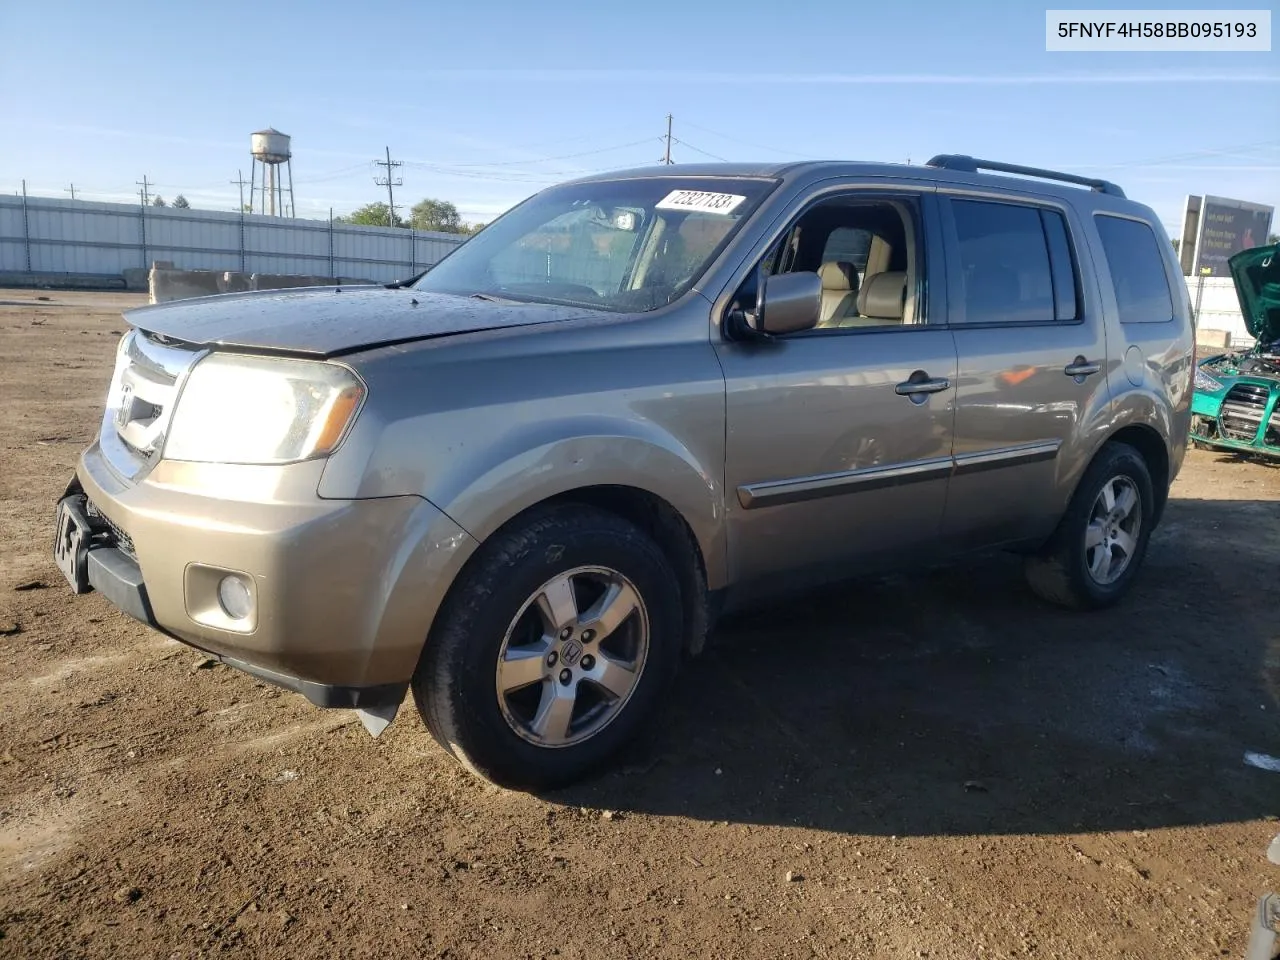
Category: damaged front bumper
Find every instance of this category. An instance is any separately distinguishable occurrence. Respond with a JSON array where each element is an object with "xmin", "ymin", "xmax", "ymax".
[
  {"xmin": 55, "ymin": 486, "xmax": 408, "ymax": 735},
  {"xmin": 1189, "ymin": 383, "xmax": 1280, "ymax": 458},
  {"xmin": 54, "ymin": 441, "xmax": 479, "ymax": 737}
]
